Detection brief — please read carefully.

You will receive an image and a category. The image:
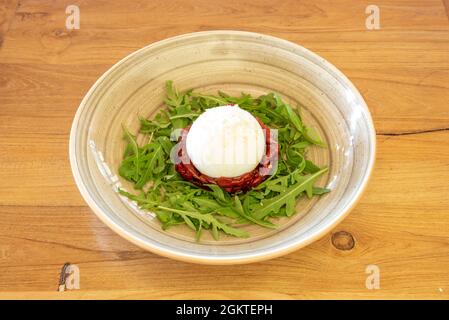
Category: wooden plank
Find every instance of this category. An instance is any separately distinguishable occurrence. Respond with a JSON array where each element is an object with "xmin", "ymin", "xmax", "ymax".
[
  {"xmin": 1, "ymin": 0, "xmax": 448, "ymax": 65},
  {"xmin": 0, "ymin": 290, "xmax": 446, "ymax": 300}
]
